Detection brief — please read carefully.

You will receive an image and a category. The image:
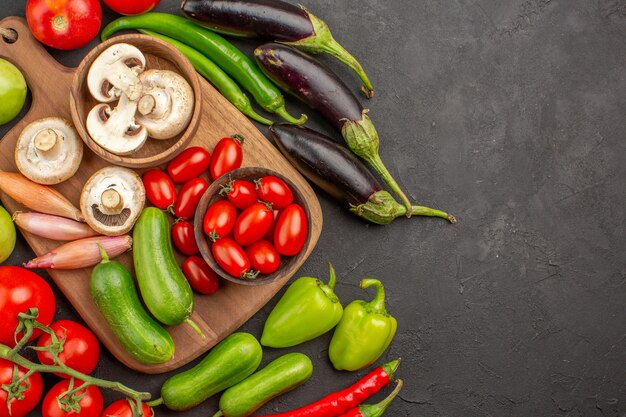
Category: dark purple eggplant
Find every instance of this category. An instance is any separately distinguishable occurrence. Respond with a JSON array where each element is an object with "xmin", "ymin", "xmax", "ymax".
[
  {"xmin": 255, "ymin": 42, "xmax": 415, "ymax": 217},
  {"xmin": 269, "ymin": 123, "xmax": 456, "ymax": 225},
  {"xmin": 181, "ymin": 0, "xmax": 374, "ymax": 97}
]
